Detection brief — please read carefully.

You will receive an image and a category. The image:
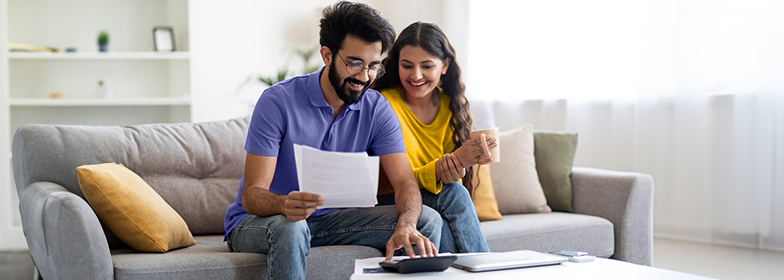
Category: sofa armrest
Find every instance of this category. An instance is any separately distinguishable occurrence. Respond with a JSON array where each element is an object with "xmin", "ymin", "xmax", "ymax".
[
  {"xmin": 19, "ymin": 182, "xmax": 114, "ymax": 280},
  {"xmin": 570, "ymin": 167, "xmax": 654, "ymax": 266}
]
